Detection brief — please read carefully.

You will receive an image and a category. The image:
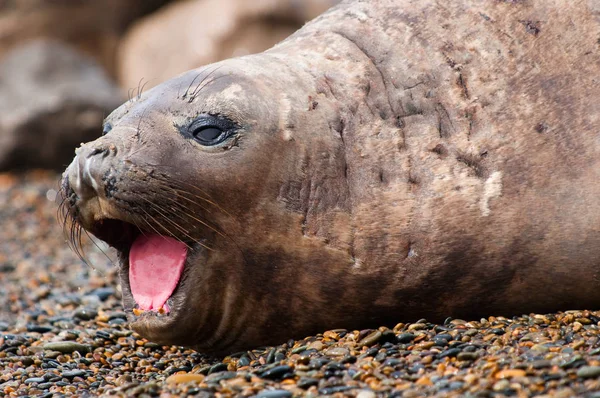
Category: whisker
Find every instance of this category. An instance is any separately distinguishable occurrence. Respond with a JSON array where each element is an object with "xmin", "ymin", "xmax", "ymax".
[
  {"xmin": 152, "ymin": 193, "xmax": 248, "ymax": 262},
  {"xmin": 69, "ymin": 221, "xmax": 90, "ymax": 267},
  {"xmin": 137, "ymin": 207, "xmax": 168, "ymax": 237},
  {"xmin": 158, "ymin": 195, "xmax": 229, "ymax": 242},
  {"xmin": 150, "ymin": 171, "xmax": 233, "ymax": 217},
  {"xmin": 136, "ymin": 195, "xmax": 213, "ymax": 252},
  {"xmin": 169, "ymin": 179, "xmax": 234, "ymax": 218},
  {"xmin": 136, "ymin": 205, "xmax": 194, "ymax": 249},
  {"xmin": 137, "ymin": 169, "xmax": 228, "ymax": 215},
  {"xmin": 189, "ymin": 75, "xmax": 231, "ymax": 103},
  {"xmin": 182, "ymin": 70, "xmax": 204, "ymax": 99},
  {"xmin": 138, "ymin": 79, "xmax": 150, "ymax": 100},
  {"xmin": 167, "ymin": 189, "xmax": 212, "ymax": 214},
  {"xmin": 148, "ymin": 179, "xmax": 212, "ymax": 213},
  {"xmin": 136, "ymin": 77, "xmax": 144, "ymax": 99},
  {"xmin": 134, "ymin": 107, "xmax": 148, "ymax": 140},
  {"xmin": 188, "ymin": 65, "xmax": 224, "ymax": 101},
  {"xmin": 81, "ymin": 229, "xmax": 113, "ymax": 276}
]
